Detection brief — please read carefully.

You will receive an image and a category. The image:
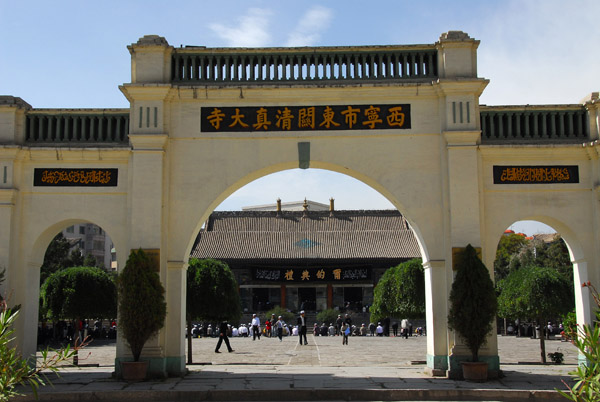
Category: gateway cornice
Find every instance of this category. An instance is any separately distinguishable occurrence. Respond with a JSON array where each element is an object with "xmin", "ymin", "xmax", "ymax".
[
  {"xmin": 15, "ymin": 147, "xmax": 131, "ymax": 162},
  {"xmin": 169, "ymin": 83, "xmax": 439, "ymax": 102},
  {"xmin": 479, "ymin": 144, "xmax": 589, "ymax": 160}
]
